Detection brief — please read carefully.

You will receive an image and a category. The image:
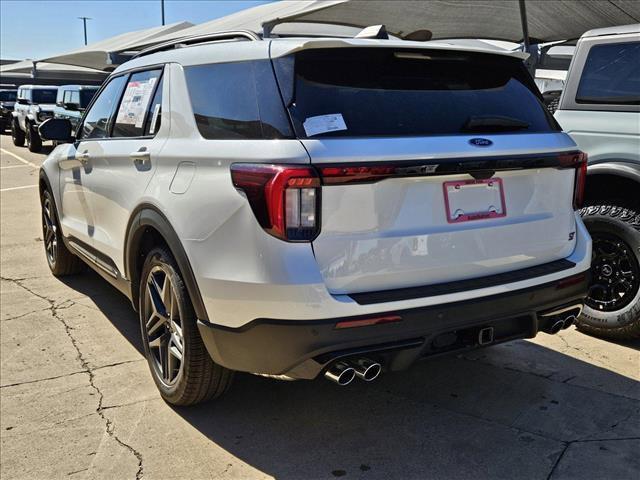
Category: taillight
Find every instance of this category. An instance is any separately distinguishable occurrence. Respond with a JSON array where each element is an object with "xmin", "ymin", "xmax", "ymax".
[
  {"xmin": 230, "ymin": 164, "xmax": 320, "ymax": 242},
  {"xmin": 559, "ymin": 152, "xmax": 588, "ymax": 209}
]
